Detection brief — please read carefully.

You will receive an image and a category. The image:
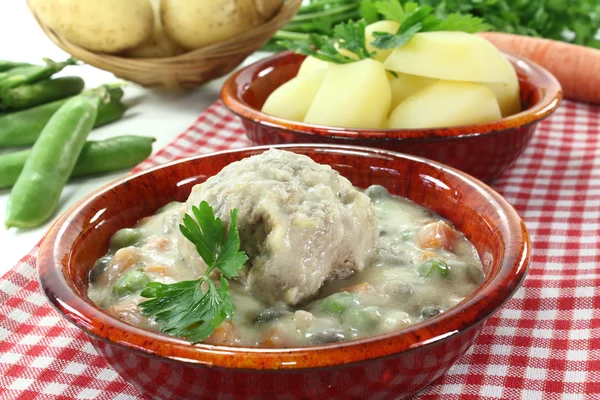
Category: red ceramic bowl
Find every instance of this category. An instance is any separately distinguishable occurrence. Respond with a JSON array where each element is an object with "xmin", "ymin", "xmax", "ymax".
[
  {"xmin": 221, "ymin": 51, "xmax": 562, "ymax": 183},
  {"xmin": 38, "ymin": 145, "xmax": 530, "ymax": 400}
]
